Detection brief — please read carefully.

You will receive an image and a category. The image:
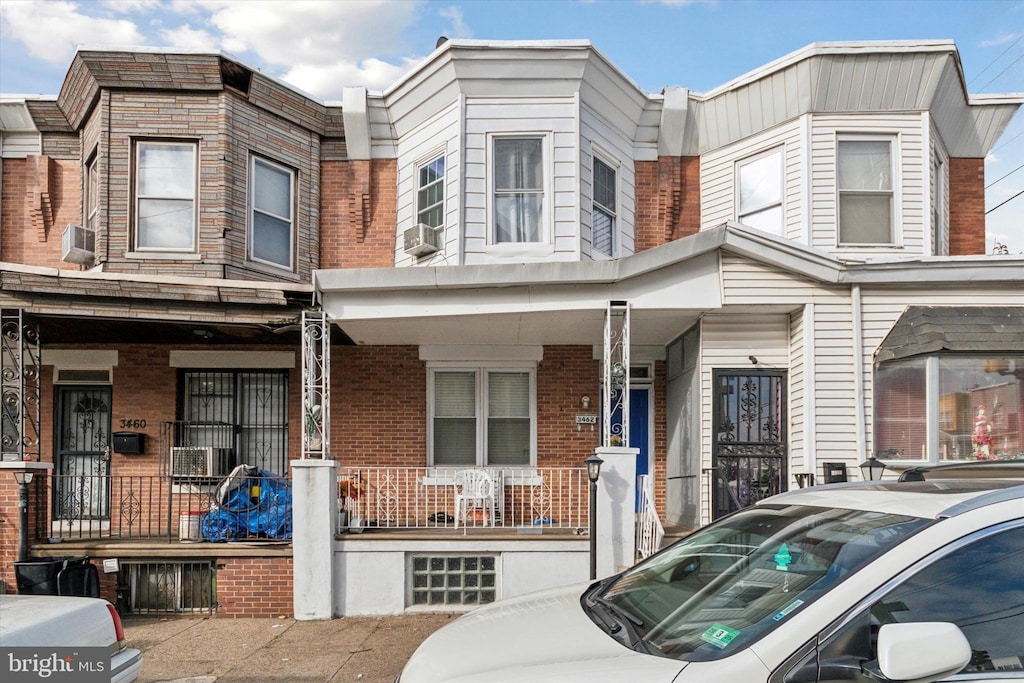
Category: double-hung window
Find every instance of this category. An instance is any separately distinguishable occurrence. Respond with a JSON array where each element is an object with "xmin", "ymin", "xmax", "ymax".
[
  {"xmin": 837, "ymin": 137, "xmax": 895, "ymax": 244},
  {"xmin": 417, "ymin": 155, "xmax": 445, "ymax": 228},
  {"xmin": 736, "ymin": 148, "xmax": 783, "ymax": 235},
  {"xmin": 592, "ymin": 157, "xmax": 617, "ymax": 257},
  {"xmin": 250, "ymin": 156, "xmax": 295, "ymax": 270},
  {"xmin": 135, "ymin": 141, "xmax": 196, "ymax": 251},
  {"xmin": 493, "ymin": 137, "xmax": 544, "ymax": 243},
  {"xmin": 430, "ymin": 367, "xmax": 534, "ymax": 467},
  {"xmin": 86, "ymin": 154, "xmax": 100, "ymax": 233}
]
